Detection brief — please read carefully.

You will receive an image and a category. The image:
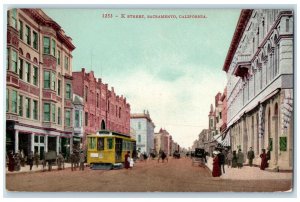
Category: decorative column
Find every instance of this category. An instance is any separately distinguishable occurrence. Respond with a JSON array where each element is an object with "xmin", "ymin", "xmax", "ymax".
[
  {"xmin": 31, "ymin": 133, "xmax": 35, "ymax": 152},
  {"xmin": 14, "ymin": 130, "xmax": 19, "ymax": 153},
  {"xmin": 70, "ymin": 137, "xmax": 73, "ymax": 153},
  {"xmin": 56, "ymin": 136, "xmax": 60, "ymax": 154},
  {"xmin": 45, "ymin": 135, "xmax": 48, "ymax": 152}
]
